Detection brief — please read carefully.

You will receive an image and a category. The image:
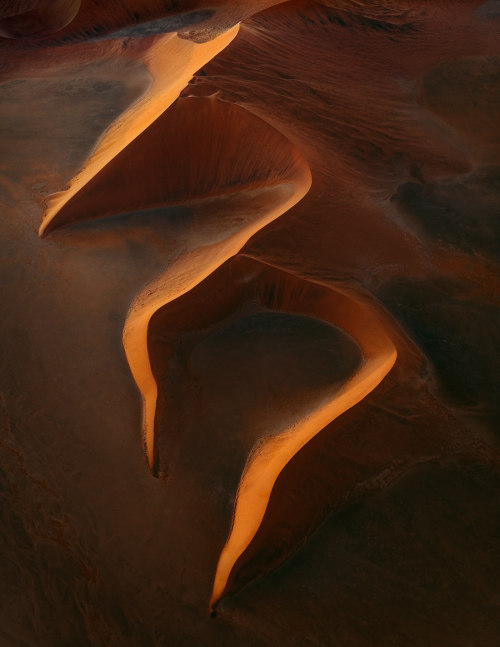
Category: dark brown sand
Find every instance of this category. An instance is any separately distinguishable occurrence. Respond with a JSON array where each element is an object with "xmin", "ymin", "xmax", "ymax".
[{"xmin": 0, "ymin": 1, "xmax": 499, "ymax": 645}]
